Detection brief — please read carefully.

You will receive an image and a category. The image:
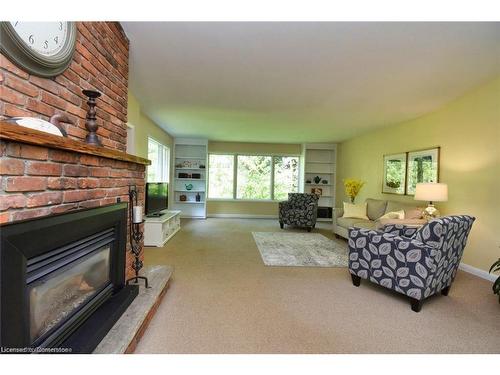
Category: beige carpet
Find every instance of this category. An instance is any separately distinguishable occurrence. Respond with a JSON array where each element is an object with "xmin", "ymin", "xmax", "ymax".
[{"xmin": 136, "ymin": 218, "xmax": 500, "ymax": 354}]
